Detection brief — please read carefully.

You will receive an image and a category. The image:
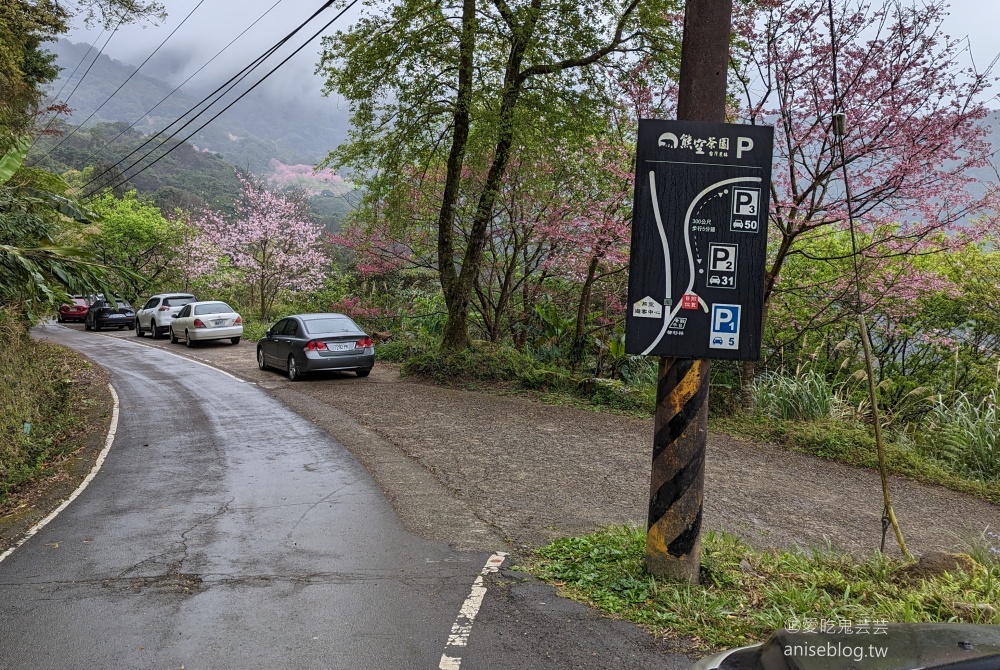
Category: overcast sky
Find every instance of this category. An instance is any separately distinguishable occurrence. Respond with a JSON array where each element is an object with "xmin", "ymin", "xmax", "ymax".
[{"xmin": 66, "ymin": 0, "xmax": 1000, "ymax": 109}]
